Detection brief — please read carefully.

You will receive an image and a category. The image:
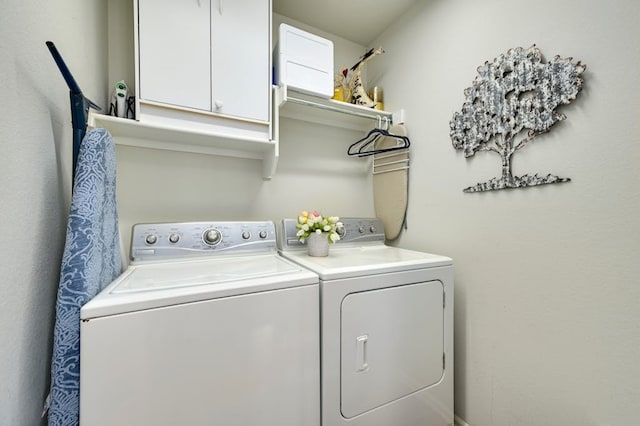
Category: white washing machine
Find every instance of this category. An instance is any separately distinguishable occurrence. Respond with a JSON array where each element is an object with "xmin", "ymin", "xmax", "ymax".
[
  {"xmin": 279, "ymin": 218, "xmax": 454, "ymax": 426},
  {"xmin": 80, "ymin": 221, "xmax": 320, "ymax": 426}
]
